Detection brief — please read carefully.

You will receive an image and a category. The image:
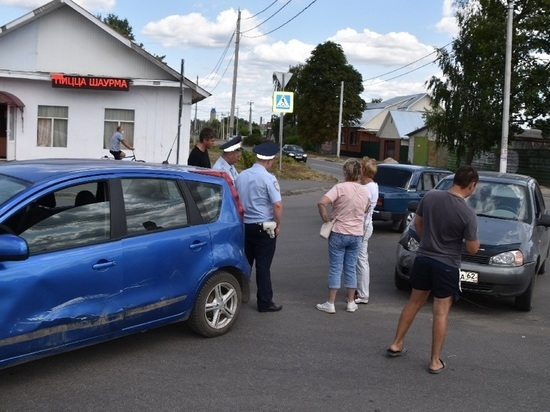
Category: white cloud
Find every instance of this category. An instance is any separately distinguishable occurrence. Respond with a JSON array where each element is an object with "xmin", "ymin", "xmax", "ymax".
[
  {"xmin": 435, "ymin": 0, "xmax": 458, "ymax": 37},
  {"xmin": 143, "ymin": 8, "xmax": 265, "ymax": 49},
  {"xmin": 330, "ymin": 27, "xmax": 435, "ymax": 66}
]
